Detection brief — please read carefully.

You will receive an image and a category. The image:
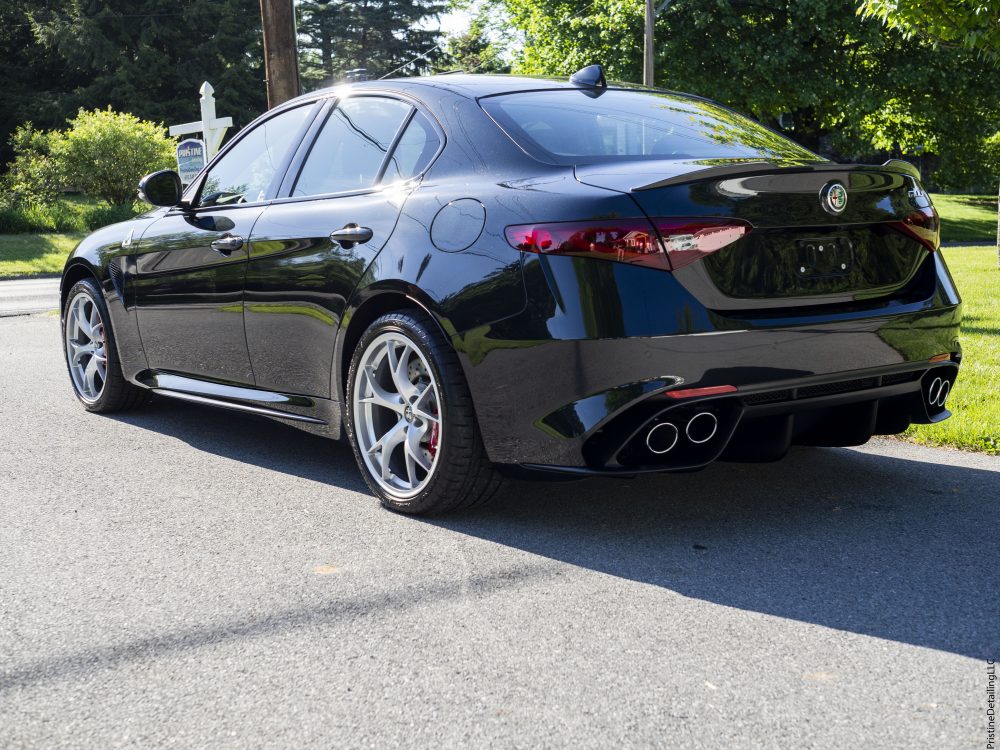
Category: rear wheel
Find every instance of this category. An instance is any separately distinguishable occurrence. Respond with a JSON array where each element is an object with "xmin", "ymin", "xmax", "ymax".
[
  {"xmin": 346, "ymin": 310, "xmax": 503, "ymax": 514},
  {"xmin": 62, "ymin": 277, "xmax": 146, "ymax": 412}
]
